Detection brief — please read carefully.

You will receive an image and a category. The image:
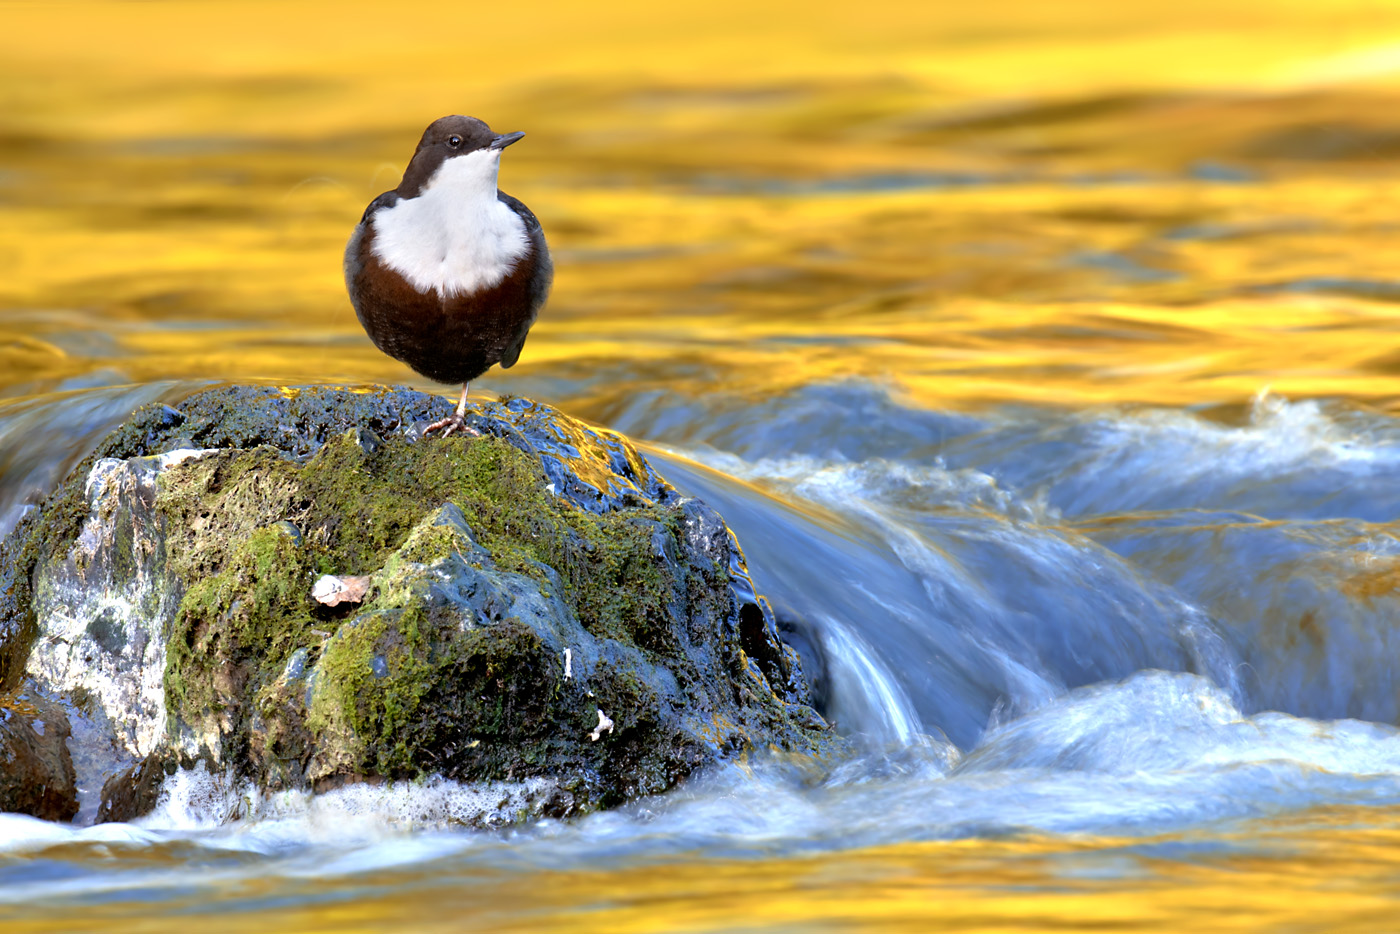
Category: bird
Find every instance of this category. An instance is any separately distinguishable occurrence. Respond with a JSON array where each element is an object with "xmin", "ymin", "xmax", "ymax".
[{"xmin": 344, "ymin": 115, "xmax": 552, "ymax": 436}]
